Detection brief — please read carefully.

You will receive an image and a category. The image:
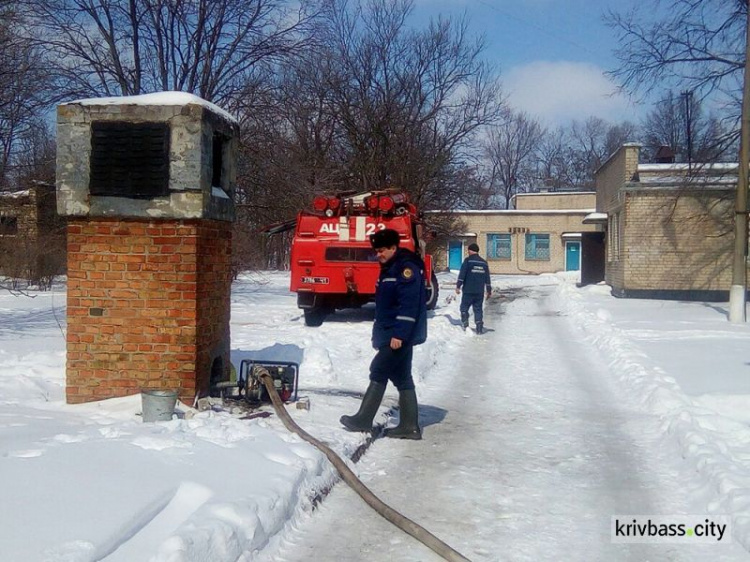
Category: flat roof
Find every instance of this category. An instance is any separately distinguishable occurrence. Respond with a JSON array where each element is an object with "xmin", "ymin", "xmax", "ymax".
[
  {"xmin": 638, "ymin": 163, "xmax": 737, "ymax": 173},
  {"xmin": 515, "ymin": 191, "xmax": 595, "ymax": 197},
  {"xmin": 428, "ymin": 209, "xmax": 595, "ymax": 215},
  {"xmin": 626, "ymin": 182, "xmax": 735, "ymax": 192}
]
